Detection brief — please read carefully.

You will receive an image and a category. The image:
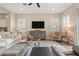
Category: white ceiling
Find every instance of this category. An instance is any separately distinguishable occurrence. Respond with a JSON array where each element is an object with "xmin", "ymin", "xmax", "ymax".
[{"xmin": 0, "ymin": 3, "xmax": 72, "ymax": 14}]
